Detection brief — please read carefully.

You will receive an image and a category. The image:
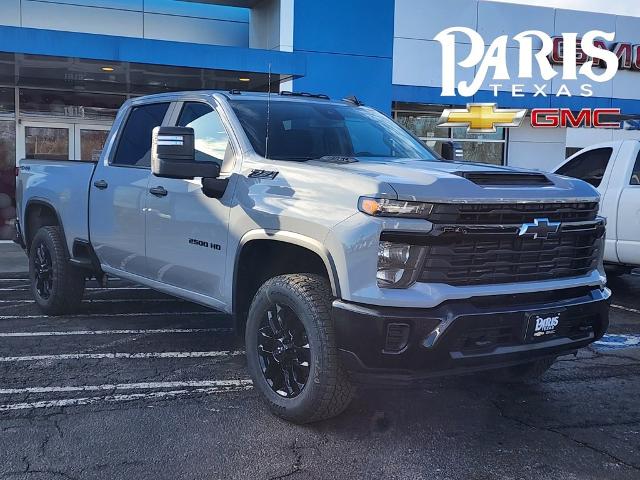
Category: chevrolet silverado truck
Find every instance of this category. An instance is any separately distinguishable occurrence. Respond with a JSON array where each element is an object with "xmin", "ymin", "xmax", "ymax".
[
  {"xmin": 15, "ymin": 91, "xmax": 610, "ymax": 423},
  {"xmin": 554, "ymin": 140, "xmax": 640, "ymax": 276}
]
